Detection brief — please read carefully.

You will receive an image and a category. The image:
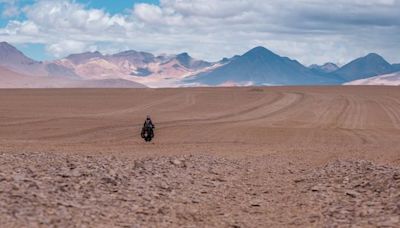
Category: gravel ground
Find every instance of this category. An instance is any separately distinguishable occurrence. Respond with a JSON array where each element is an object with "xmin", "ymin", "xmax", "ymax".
[
  {"xmin": 300, "ymin": 160, "xmax": 400, "ymax": 227},
  {"xmin": 1, "ymin": 152, "xmax": 400, "ymax": 227}
]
